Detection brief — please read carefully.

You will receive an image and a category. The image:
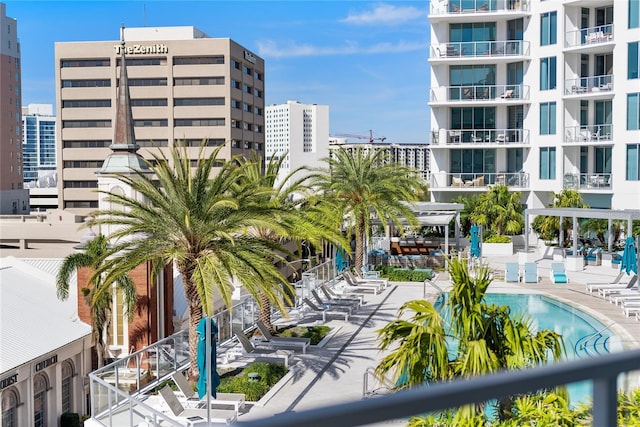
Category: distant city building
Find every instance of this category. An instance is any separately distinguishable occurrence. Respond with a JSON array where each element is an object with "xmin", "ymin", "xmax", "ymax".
[
  {"xmin": 22, "ymin": 104, "xmax": 57, "ymax": 186},
  {"xmin": 427, "ymin": 1, "xmax": 640, "ymax": 210},
  {"xmin": 0, "ymin": 3, "xmax": 28, "ymax": 214},
  {"xmin": 329, "ymin": 138, "xmax": 431, "ymax": 181},
  {"xmin": 55, "ymin": 26, "xmax": 265, "ymax": 215},
  {"xmin": 265, "ymin": 100, "xmax": 329, "ymax": 187}
]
